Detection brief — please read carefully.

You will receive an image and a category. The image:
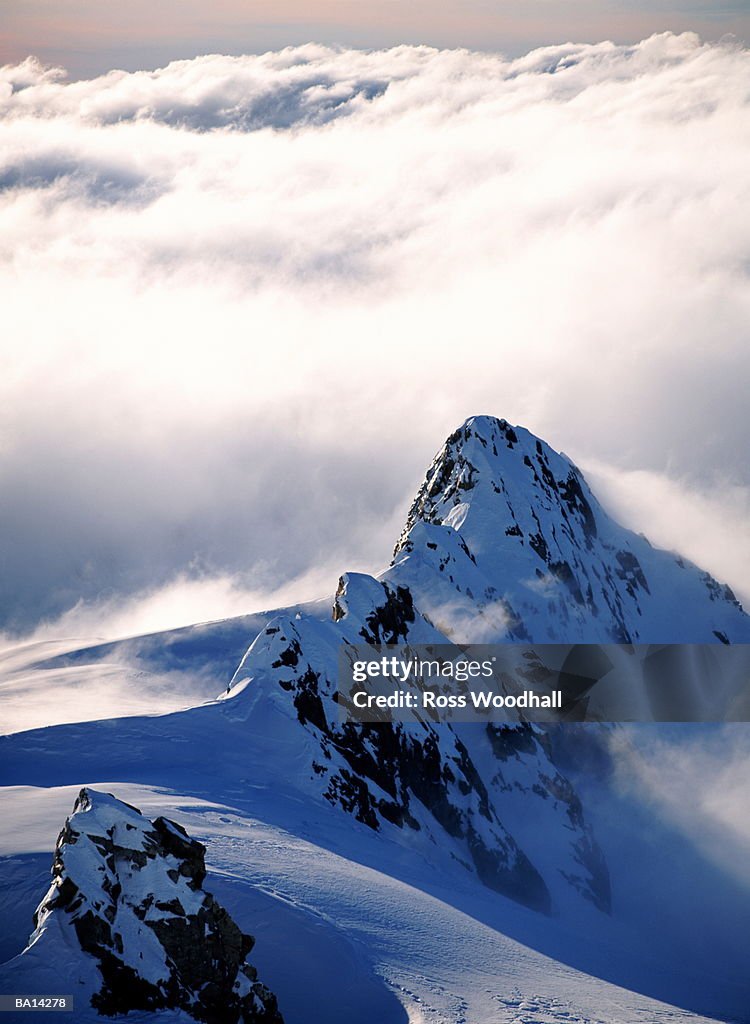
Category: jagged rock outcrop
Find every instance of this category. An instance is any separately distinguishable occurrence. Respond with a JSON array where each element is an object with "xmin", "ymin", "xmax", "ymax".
[
  {"xmin": 223, "ymin": 572, "xmax": 609, "ymax": 915},
  {"xmin": 28, "ymin": 788, "xmax": 283, "ymax": 1023}
]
